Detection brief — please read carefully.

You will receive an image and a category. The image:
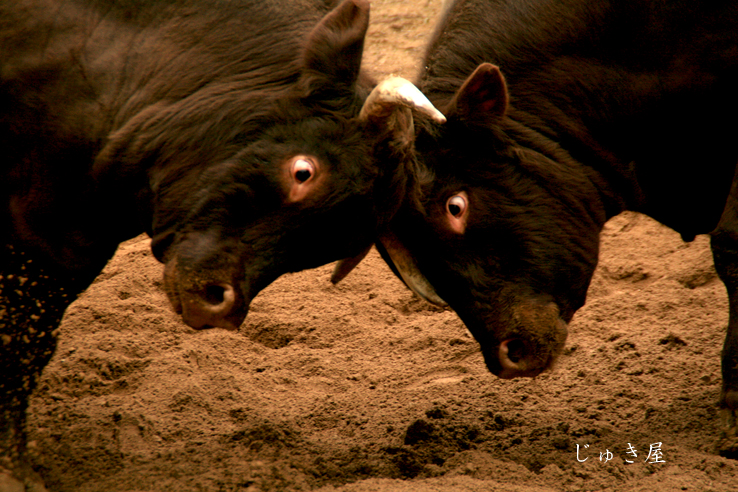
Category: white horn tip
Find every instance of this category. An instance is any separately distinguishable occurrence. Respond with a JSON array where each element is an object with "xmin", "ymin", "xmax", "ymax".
[
  {"xmin": 364, "ymin": 77, "xmax": 446, "ymax": 123},
  {"xmin": 393, "ymin": 79, "xmax": 446, "ymax": 123}
]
